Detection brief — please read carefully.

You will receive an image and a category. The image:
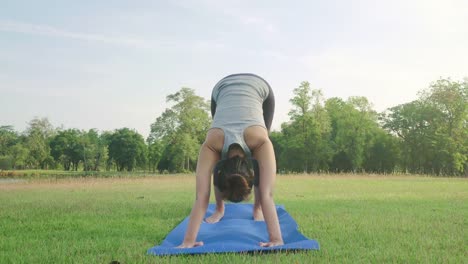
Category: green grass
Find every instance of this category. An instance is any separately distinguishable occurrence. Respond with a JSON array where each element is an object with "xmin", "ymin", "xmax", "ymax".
[
  {"xmin": 0, "ymin": 175, "xmax": 466, "ymax": 263},
  {"xmin": 0, "ymin": 169, "xmax": 160, "ymax": 179}
]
